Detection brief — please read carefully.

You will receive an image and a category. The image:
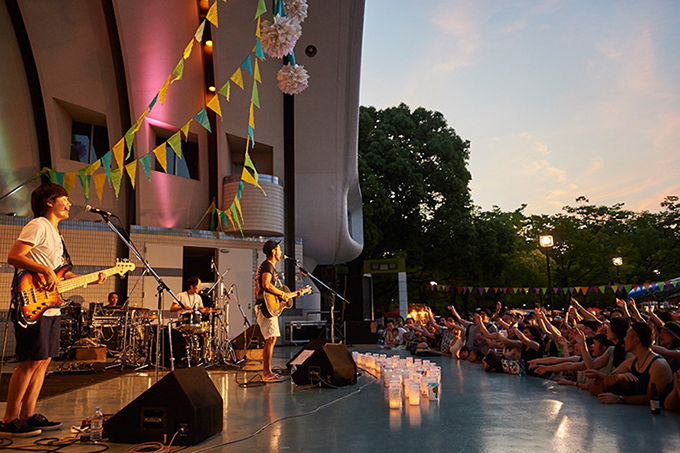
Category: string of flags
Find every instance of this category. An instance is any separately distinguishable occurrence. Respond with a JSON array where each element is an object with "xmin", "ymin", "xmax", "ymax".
[
  {"xmin": 40, "ymin": 0, "xmax": 299, "ymax": 234},
  {"xmin": 429, "ymin": 280, "xmax": 680, "ymax": 297}
]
